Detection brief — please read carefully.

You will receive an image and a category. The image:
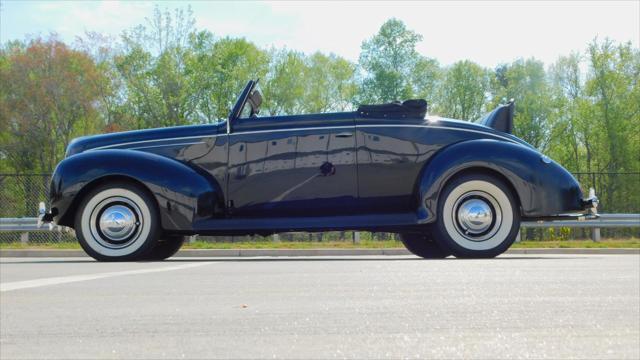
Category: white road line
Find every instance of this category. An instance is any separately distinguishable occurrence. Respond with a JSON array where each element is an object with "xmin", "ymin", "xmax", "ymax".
[{"xmin": 0, "ymin": 262, "xmax": 210, "ymax": 292}]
